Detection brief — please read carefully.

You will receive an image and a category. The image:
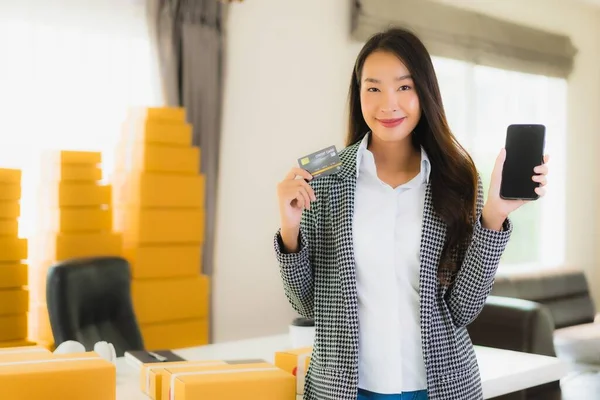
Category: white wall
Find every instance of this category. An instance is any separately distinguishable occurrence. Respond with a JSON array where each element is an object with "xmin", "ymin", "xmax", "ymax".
[{"xmin": 213, "ymin": 0, "xmax": 600, "ymax": 343}]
